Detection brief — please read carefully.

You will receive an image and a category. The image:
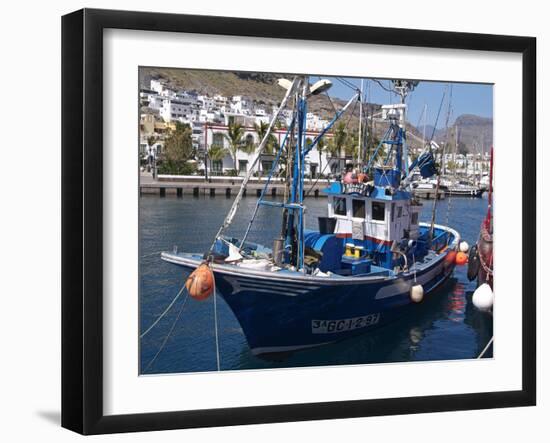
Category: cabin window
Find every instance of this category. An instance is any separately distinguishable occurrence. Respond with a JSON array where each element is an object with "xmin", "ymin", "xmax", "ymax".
[
  {"xmin": 352, "ymin": 199, "xmax": 365, "ymax": 218},
  {"xmin": 333, "ymin": 197, "xmax": 347, "ymax": 216},
  {"xmin": 391, "ymin": 203, "xmax": 395, "ymax": 222},
  {"xmin": 372, "ymin": 201, "xmax": 385, "ymax": 221},
  {"xmin": 397, "ymin": 206, "xmax": 403, "ymax": 218},
  {"xmin": 411, "ymin": 212, "xmax": 419, "ymax": 225}
]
